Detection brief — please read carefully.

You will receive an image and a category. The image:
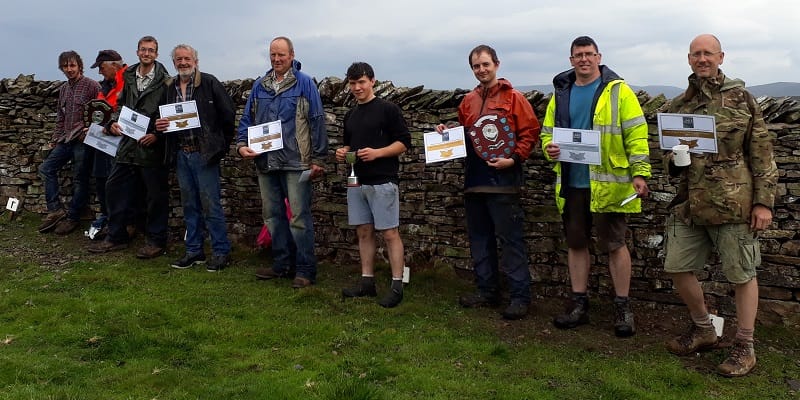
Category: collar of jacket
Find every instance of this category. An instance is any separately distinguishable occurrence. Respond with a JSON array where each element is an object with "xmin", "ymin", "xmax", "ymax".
[{"xmin": 552, "ymin": 65, "xmax": 622, "ymax": 92}]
